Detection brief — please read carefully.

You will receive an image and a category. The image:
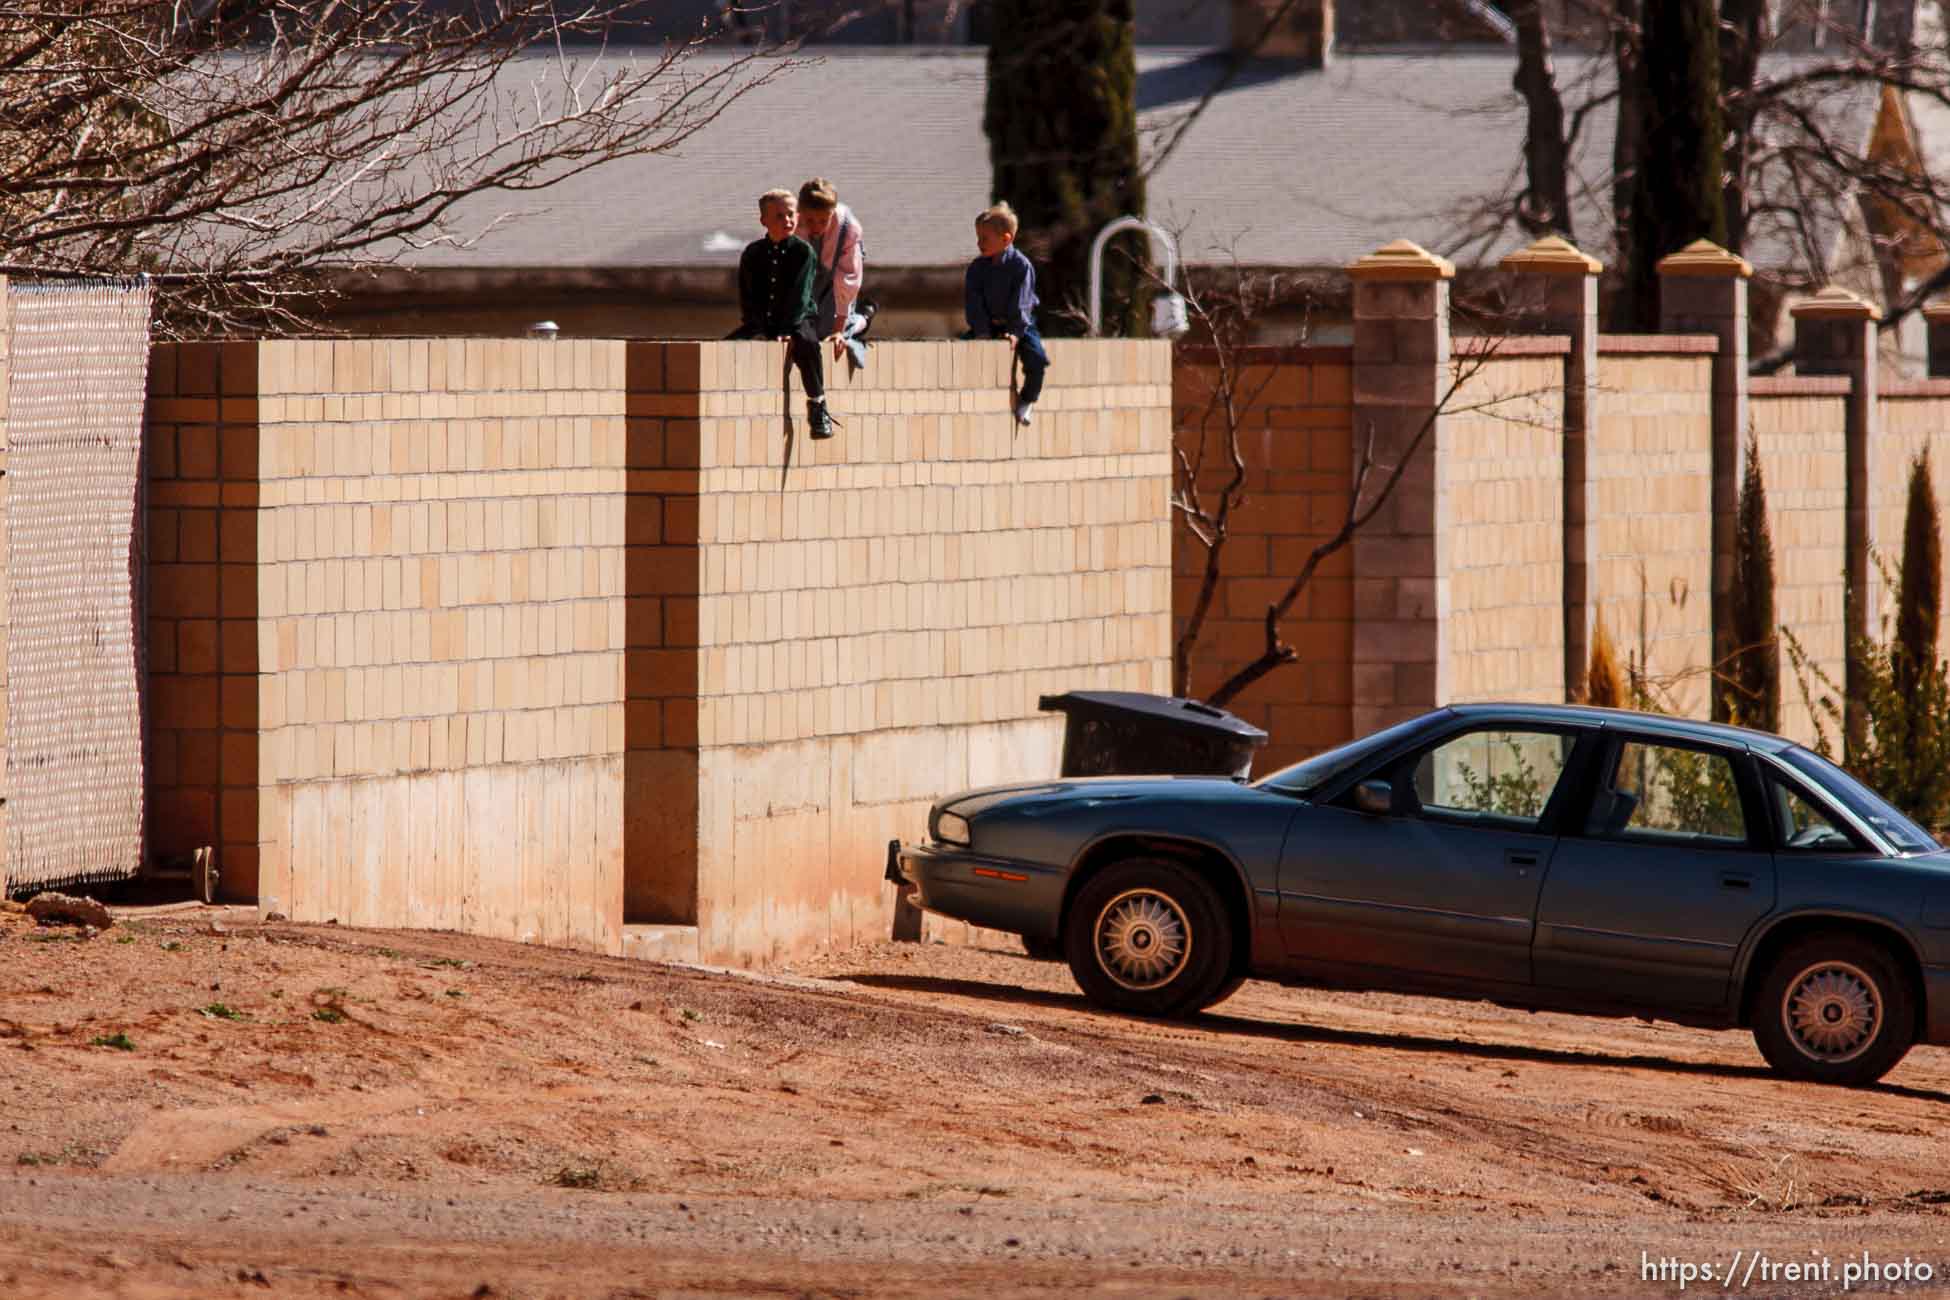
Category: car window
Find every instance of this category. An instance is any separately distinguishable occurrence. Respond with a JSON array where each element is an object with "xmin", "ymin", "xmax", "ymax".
[
  {"xmin": 1595, "ymin": 740, "xmax": 1747, "ymax": 845},
  {"xmin": 1768, "ymin": 775, "xmax": 1861, "ymax": 852},
  {"xmin": 1780, "ymin": 746, "xmax": 1938, "ymax": 853},
  {"xmin": 1408, "ymin": 729, "xmax": 1573, "ymax": 828},
  {"xmin": 1256, "ymin": 713, "xmax": 1434, "ymax": 795}
]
